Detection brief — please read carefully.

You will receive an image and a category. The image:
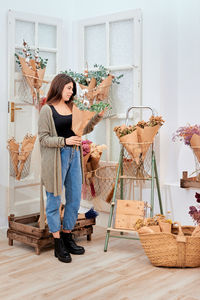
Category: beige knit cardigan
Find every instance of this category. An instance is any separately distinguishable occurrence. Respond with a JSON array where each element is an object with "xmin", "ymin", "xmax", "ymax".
[{"xmin": 38, "ymin": 104, "xmax": 102, "ymax": 228}]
